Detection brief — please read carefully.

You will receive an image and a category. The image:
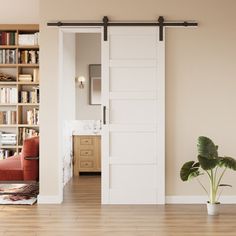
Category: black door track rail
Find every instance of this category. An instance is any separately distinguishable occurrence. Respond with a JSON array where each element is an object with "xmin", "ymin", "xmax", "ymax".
[{"xmin": 47, "ymin": 16, "xmax": 198, "ymax": 41}]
